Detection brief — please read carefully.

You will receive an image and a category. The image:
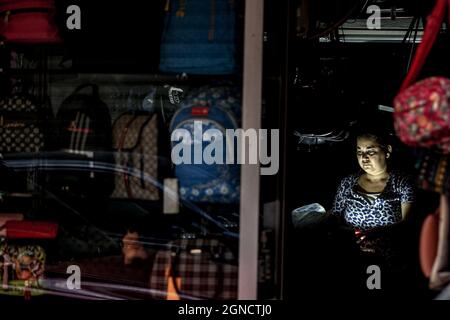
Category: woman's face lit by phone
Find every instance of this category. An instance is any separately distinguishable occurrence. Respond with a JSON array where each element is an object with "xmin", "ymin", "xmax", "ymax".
[{"xmin": 356, "ymin": 137, "xmax": 390, "ymax": 175}]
